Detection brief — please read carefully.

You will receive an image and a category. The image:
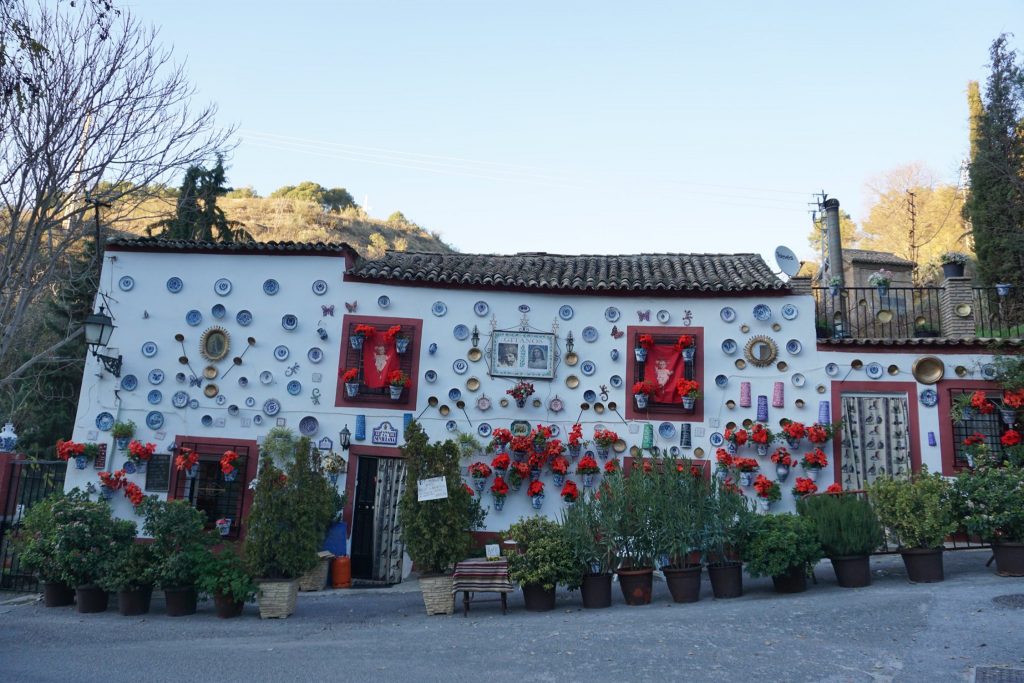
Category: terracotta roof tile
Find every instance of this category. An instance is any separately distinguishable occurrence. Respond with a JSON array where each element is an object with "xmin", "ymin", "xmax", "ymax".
[{"xmin": 106, "ymin": 237, "xmax": 353, "ymax": 255}]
